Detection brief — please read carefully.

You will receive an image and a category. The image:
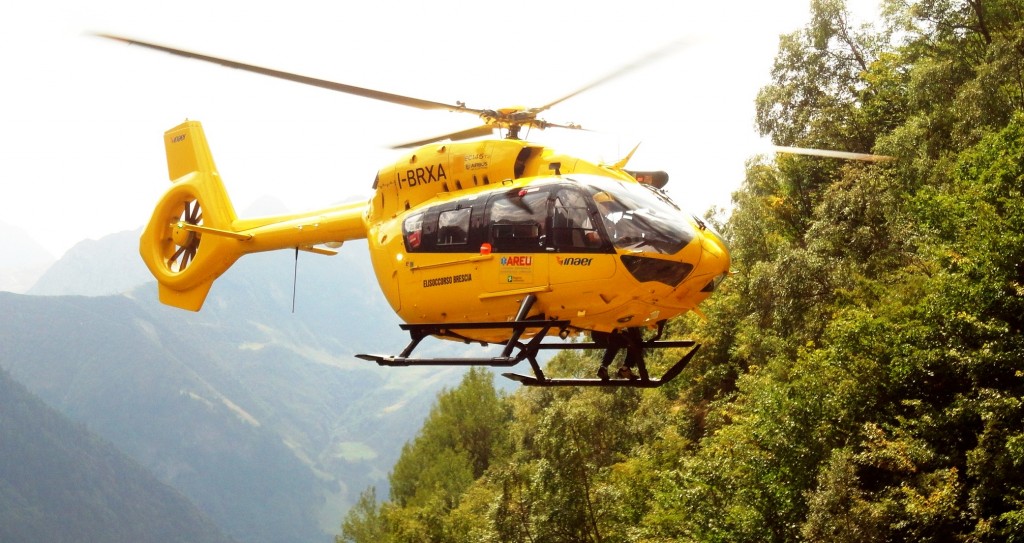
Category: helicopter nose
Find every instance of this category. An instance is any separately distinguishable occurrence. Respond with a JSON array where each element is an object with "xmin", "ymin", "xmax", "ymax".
[{"xmin": 680, "ymin": 225, "xmax": 730, "ymax": 301}]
